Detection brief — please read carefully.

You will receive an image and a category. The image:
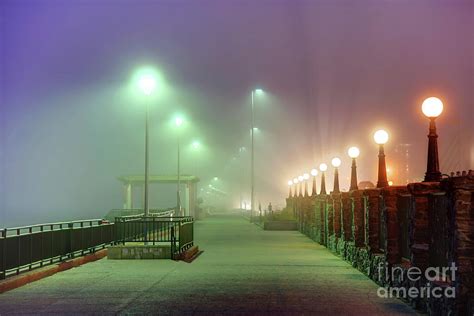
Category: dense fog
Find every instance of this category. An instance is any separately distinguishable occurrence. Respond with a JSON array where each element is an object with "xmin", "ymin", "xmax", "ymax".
[{"xmin": 1, "ymin": 0, "xmax": 473, "ymax": 227}]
